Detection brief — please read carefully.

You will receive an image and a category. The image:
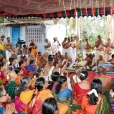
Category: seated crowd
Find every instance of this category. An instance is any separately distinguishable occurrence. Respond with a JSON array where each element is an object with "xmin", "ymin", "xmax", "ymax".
[{"xmin": 0, "ymin": 49, "xmax": 114, "ymax": 114}]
